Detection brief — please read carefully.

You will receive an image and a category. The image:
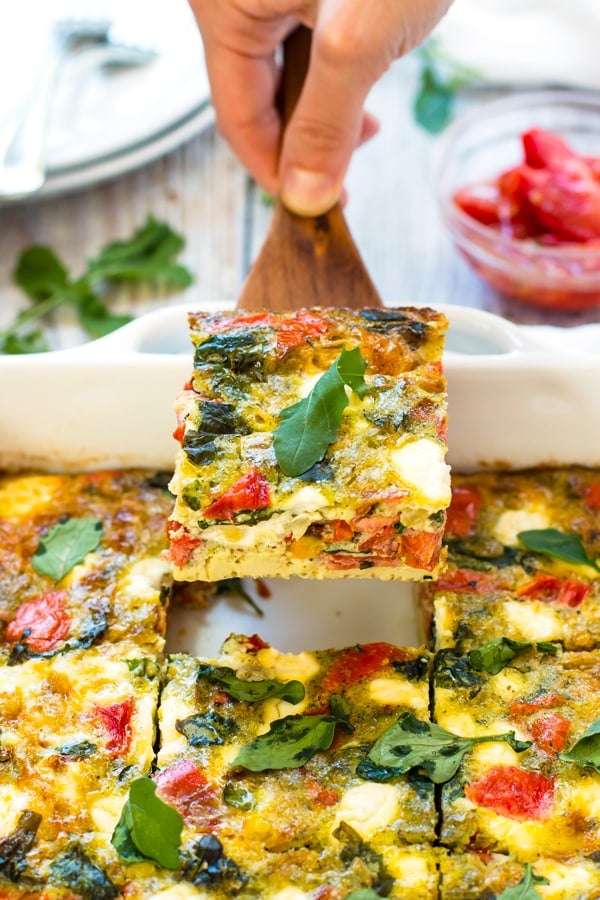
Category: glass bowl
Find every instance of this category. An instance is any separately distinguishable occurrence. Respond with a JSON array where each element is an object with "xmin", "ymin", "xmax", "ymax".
[{"xmin": 437, "ymin": 90, "xmax": 600, "ymax": 311}]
